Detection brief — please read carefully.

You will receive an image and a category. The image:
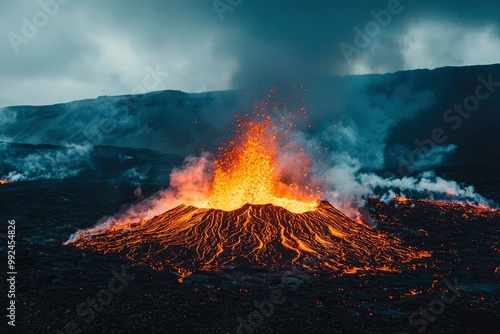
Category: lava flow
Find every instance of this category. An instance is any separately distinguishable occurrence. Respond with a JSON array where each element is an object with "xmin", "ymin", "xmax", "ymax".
[
  {"xmin": 70, "ymin": 201, "xmax": 428, "ymax": 275},
  {"xmin": 68, "ymin": 116, "xmax": 429, "ymax": 275}
]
